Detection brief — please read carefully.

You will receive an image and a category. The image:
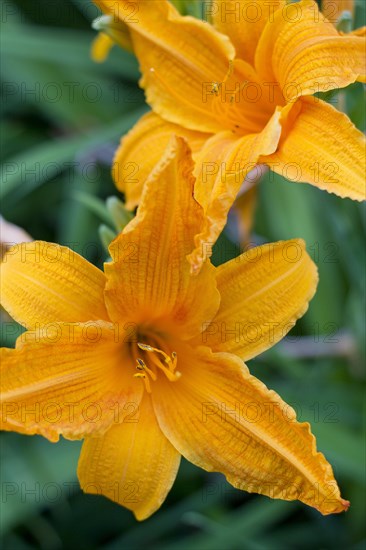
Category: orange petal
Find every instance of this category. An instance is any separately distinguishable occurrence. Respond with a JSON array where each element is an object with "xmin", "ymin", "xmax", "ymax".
[
  {"xmin": 256, "ymin": 0, "xmax": 365, "ymax": 98},
  {"xmin": 211, "ymin": 0, "xmax": 286, "ymax": 65},
  {"xmin": 153, "ymin": 346, "xmax": 349, "ymax": 515},
  {"xmin": 263, "ymin": 96, "xmax": 366, "ymax": 201},
  {"xmin": 0, "ymin": 323, "xmax": 142, "ymax": 441},
  {"xmin": 97, "ymin": 0, "xmax": 234, "ymax": 132},
  {"xmin": 192, "ymin": 240, "xmax": 318, "ymax": 360},
  {"xmin": 1, "ymin": 242, "xmax": 109, "ymax": 329},
  {"xmin": 105, "ymin": 136, "xmax": 220, "ymax": 339},
  {"xmin": 113, "ymin": 112, "xmax": 210, "ymax": 210},
  {"xmin": 189, "ymin": 104, "xmax": 292, "ymax": 271},
  {"xmin": 78, "ymin": 393, "xmax": 180, "ymax": 520}
]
